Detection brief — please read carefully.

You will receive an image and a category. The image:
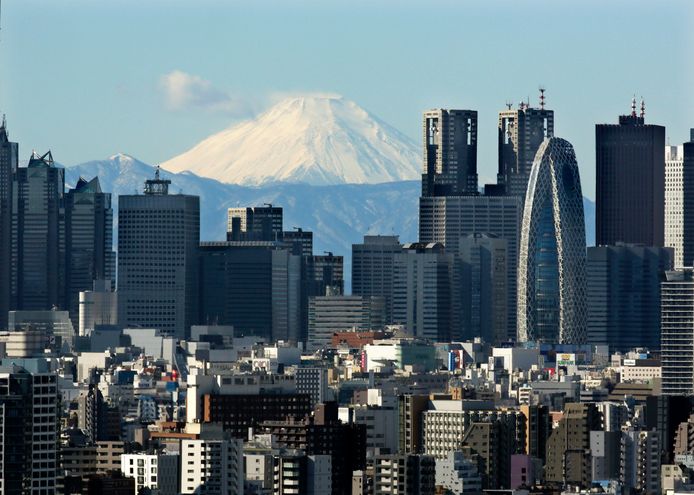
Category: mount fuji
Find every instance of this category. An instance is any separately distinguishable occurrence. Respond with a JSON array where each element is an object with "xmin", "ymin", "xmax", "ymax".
[{"xmin": 160, "ymin": 95, "xmax": 421, "ymax": 186}]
